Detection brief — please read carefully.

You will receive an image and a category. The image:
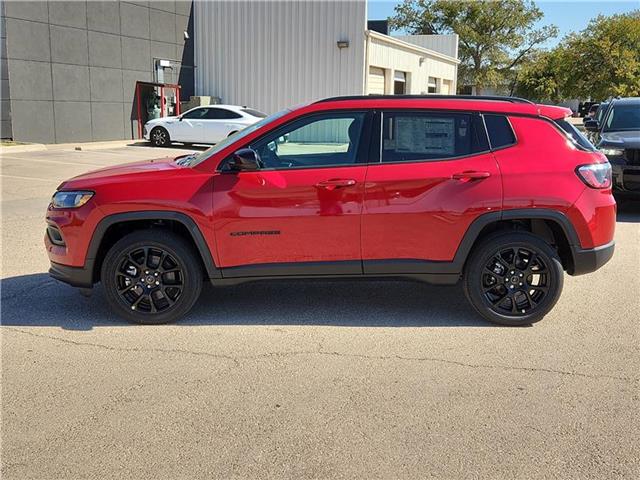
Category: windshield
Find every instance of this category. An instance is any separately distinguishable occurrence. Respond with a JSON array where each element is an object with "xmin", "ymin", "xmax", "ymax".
[
  {"xmin": 555, "ymin": 119, "xmax": 596, "ymax": 151},
  {"xmin": 176, "ymin": 109, "xmax": 290, "ymax": 167},
  {"xmin": 603, "ymin": 103, "xmax": 640, "ymax": 132}
]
